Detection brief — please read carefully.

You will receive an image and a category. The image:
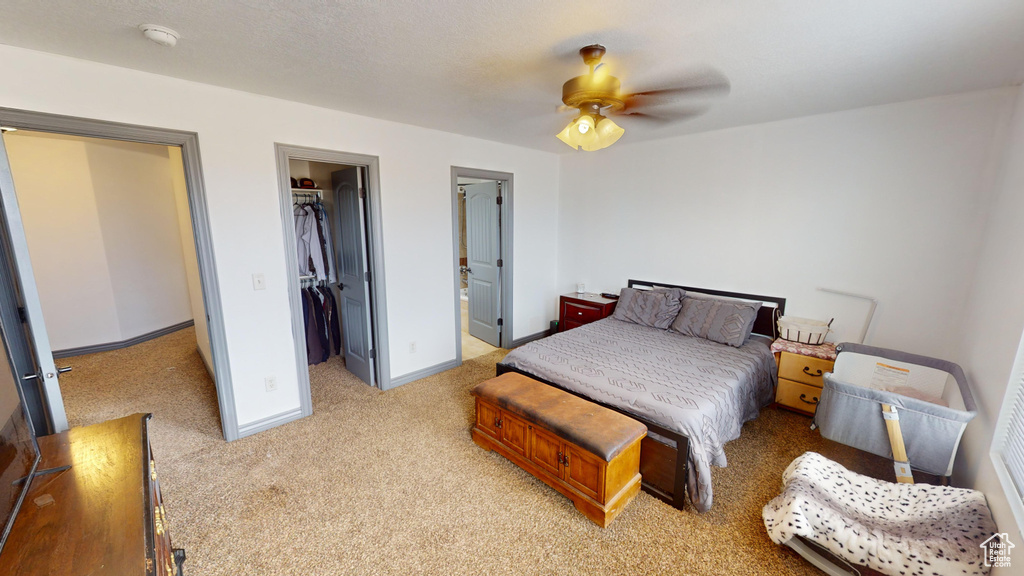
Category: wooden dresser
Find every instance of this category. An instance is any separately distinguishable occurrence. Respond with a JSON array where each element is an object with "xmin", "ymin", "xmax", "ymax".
[
  {"xmin": 771, "ymin": 340, "xmax": 837, "ymax": 416},
  {"xmin": 559, "ymin": 293, "xmax": 617, "ymax": 332},
  {"xmin": 0, "ymin": 413, "xmax": 185, "ymax": 575}
]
